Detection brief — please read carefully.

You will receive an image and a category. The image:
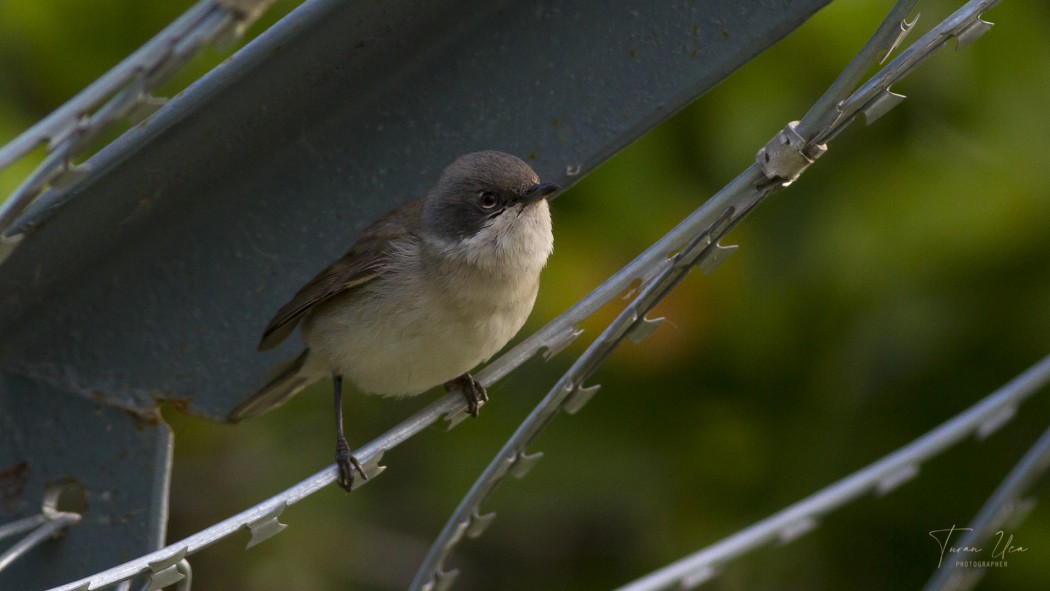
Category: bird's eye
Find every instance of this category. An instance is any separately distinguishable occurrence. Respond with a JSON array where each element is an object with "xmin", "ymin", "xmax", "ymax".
[{"xmin": 479, "ymin": 191, "xmax": 499, "ymax": 209}]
